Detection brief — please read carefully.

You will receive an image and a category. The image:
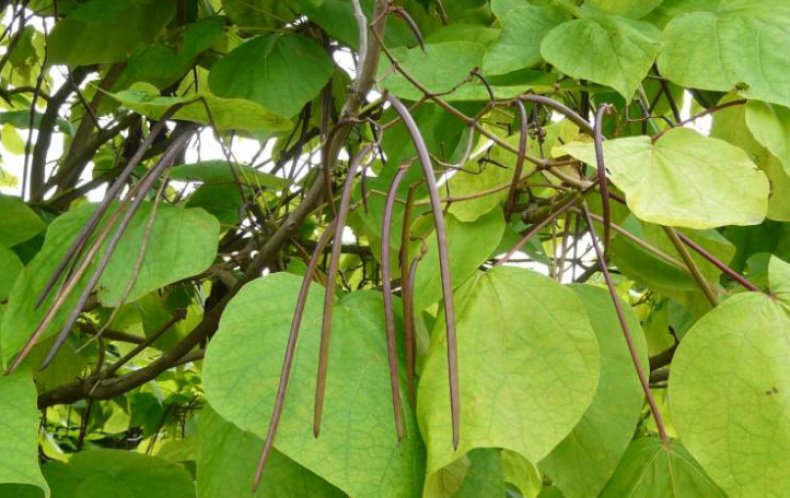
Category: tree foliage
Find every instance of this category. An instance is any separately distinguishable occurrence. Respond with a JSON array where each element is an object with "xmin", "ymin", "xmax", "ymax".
[{"xmin": 0, "ymin": 0, "xmax": 789, "ymax": 497}]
